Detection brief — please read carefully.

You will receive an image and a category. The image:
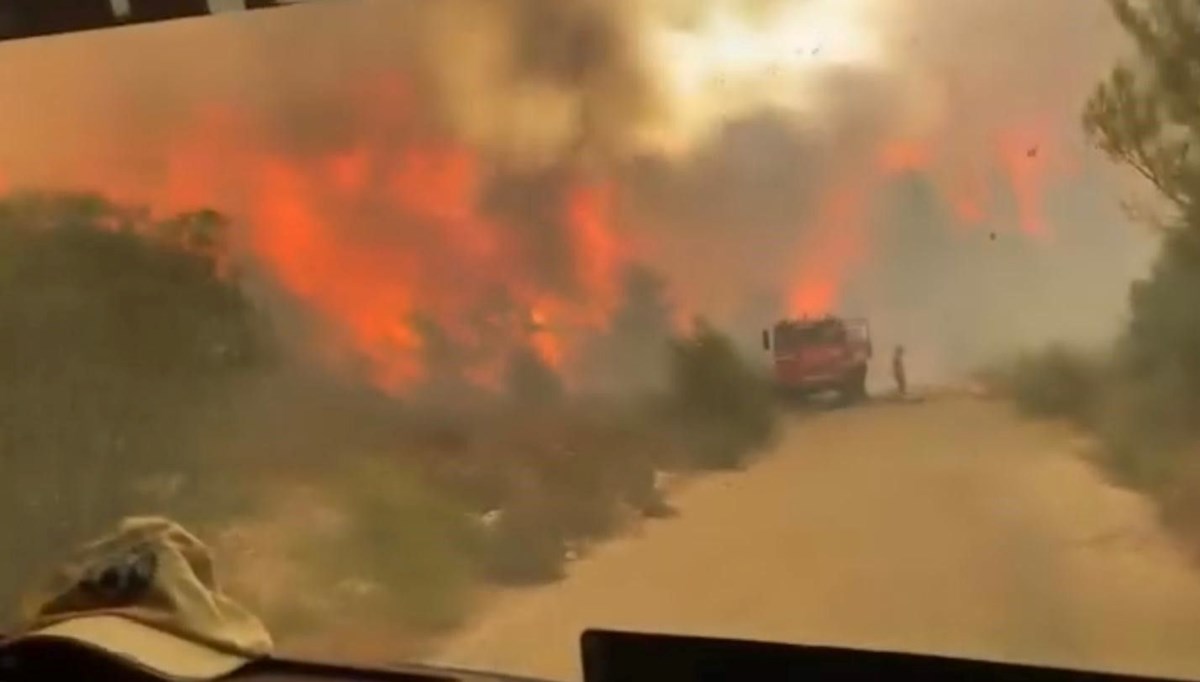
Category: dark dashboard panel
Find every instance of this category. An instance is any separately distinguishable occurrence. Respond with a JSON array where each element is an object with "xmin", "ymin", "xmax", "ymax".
[
  {"xmin": 5, "ymin": 630, "xmax": 1194, "ymax": 682},
  {"xmin": 0, "ymin": 0, "xmax": 299, "ymax": 42},
  {"xmin": 581, "ymin": 629, "xmax": 1192, "ymax": 682},
  {"xmin": 233, "ymin": 658, "xmax": 552, "ymax": 682},
  {"xmin": 0, "ymin": 637, "xmax": 173, "ymax": 682},
  {"xmin": 0, "ymin": 638, "xmax": 549, "ymax": 682}
]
